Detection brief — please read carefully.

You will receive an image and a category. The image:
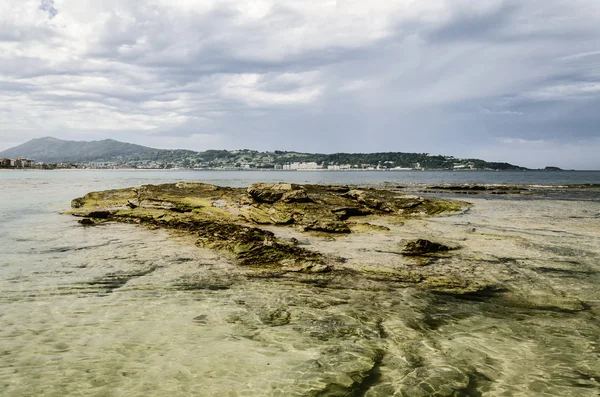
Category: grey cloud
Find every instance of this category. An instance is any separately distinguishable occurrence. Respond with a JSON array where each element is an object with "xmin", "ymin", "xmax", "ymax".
[
  {"xmin": 1, "ymin": 0, "xmax": 599, "ymax": 168},
  {"xmin": 84, "ymin": 3, "xmax": 380, "ymax": 84},
  {"xmin": 427, "ymin": 3, "xmax": 518, "ymax": 43}
]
